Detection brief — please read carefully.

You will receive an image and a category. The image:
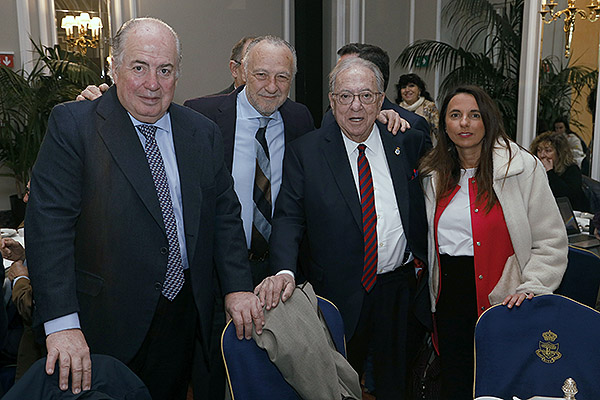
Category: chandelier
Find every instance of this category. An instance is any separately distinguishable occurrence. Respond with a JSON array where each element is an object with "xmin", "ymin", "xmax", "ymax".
[
  {"xmin": 60, "ymin": 12, "xmax": 103, "ymax": 55},
  {"xmin": 540, "ymin": 0, "xmax": 600, "ymax": 58}
]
